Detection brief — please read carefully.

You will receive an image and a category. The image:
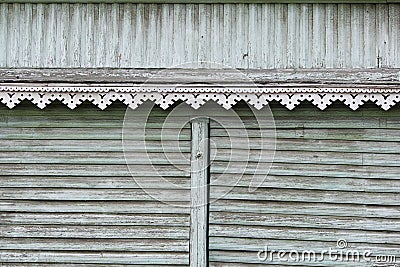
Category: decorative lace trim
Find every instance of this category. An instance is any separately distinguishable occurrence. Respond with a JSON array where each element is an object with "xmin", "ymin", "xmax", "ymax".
[{"xmin": 1, "ymin": 84, "xmax": 400, "ymax": 110}]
